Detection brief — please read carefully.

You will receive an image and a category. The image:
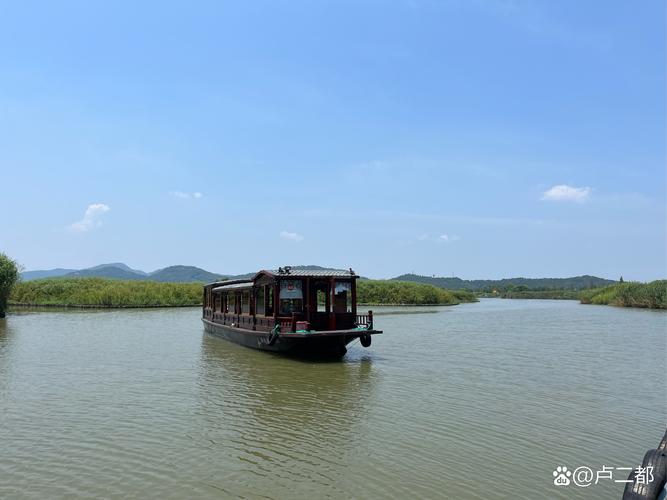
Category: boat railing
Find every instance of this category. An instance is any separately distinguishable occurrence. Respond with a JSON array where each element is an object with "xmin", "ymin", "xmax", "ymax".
[
  {"xmin": 255, "ymin": 316, "xmax": 275, "ymax": 332},
  {"xmin": 279, "ymin": 317, "xmax": 295, "ymax": 333},
  {"xmin": 207, "ymin": 311, "xmax": 373, "ymax": 332},
  {"xmin": 355, "ymin": 311, "xmax": 374, "ymax": 329},
  {"xmin": 209, "ymin": 312, "xmax": 295, "ymax": 333}
]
